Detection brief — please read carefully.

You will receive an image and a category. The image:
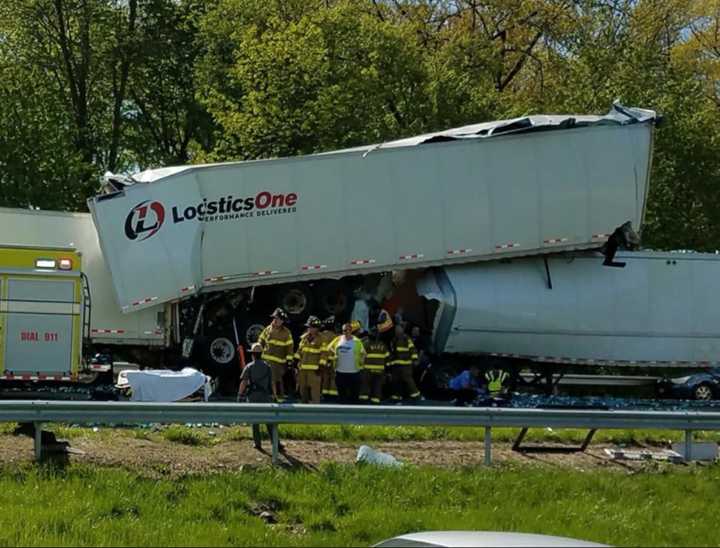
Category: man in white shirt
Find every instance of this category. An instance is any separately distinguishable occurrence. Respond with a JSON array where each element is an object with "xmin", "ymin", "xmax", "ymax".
[{"xmin": 327, "ymin": 321, "xmax": 366, "ymax": 403}]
